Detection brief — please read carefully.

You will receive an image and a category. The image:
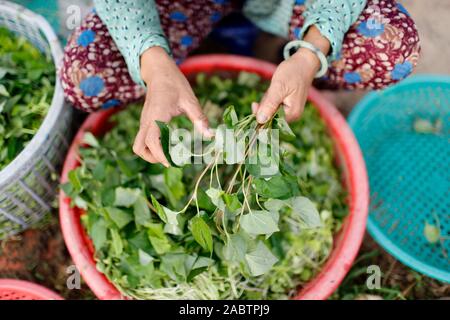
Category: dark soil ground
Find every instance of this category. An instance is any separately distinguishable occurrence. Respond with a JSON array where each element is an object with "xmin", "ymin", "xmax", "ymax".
[
  {"xmin": 0, "ymin": 214, "xmax": 448, "ymax": 300},
  {"xmin": 0, "ymin": 215, "xmax": 94, "ymax": 300},
  {"xmin": 332, "ymin": 235, "xmax": 449, "ymax": 300}
]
